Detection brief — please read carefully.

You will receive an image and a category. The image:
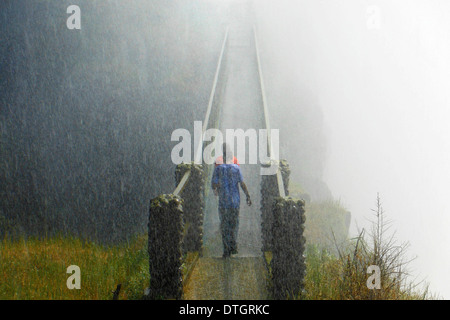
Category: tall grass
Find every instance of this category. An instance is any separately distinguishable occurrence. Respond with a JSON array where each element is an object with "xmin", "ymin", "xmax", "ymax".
[
  {"xmin": 1, "ymin": 195, "xmax": 434, "ymax": 300},
  {"xmin": 0, "ymin": 234, "xmax": 149, "ymax": 300},
  {"xmin": 303, "ymin": 244, "xmax": 430, "ymax": 300},
  {"xmin": 302, "ymin": 195, "xmax": 432, "ymax": 300}
]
